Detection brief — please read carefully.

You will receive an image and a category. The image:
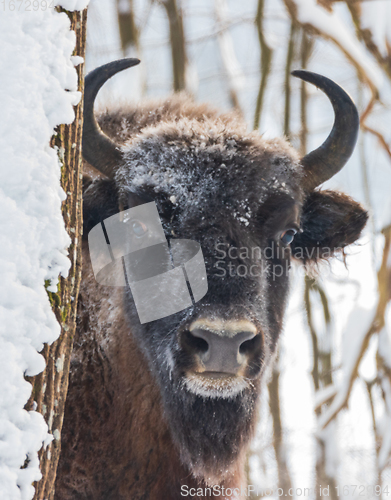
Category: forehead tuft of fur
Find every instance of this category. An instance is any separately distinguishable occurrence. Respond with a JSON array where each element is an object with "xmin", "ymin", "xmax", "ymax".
[{"xmin": 111, "ymin": 100, "xmax": 302, "ymax": 208}]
